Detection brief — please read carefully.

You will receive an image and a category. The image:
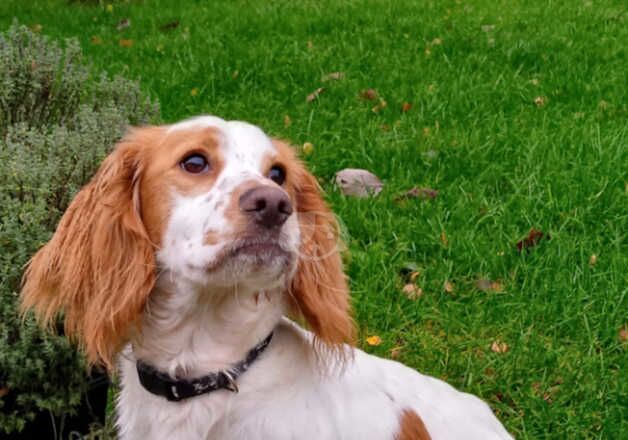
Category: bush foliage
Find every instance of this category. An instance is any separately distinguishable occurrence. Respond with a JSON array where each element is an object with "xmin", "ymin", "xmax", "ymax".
[{"xmin": 0, "ymin": 22, "xmax": 158, "ymax": 433}]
